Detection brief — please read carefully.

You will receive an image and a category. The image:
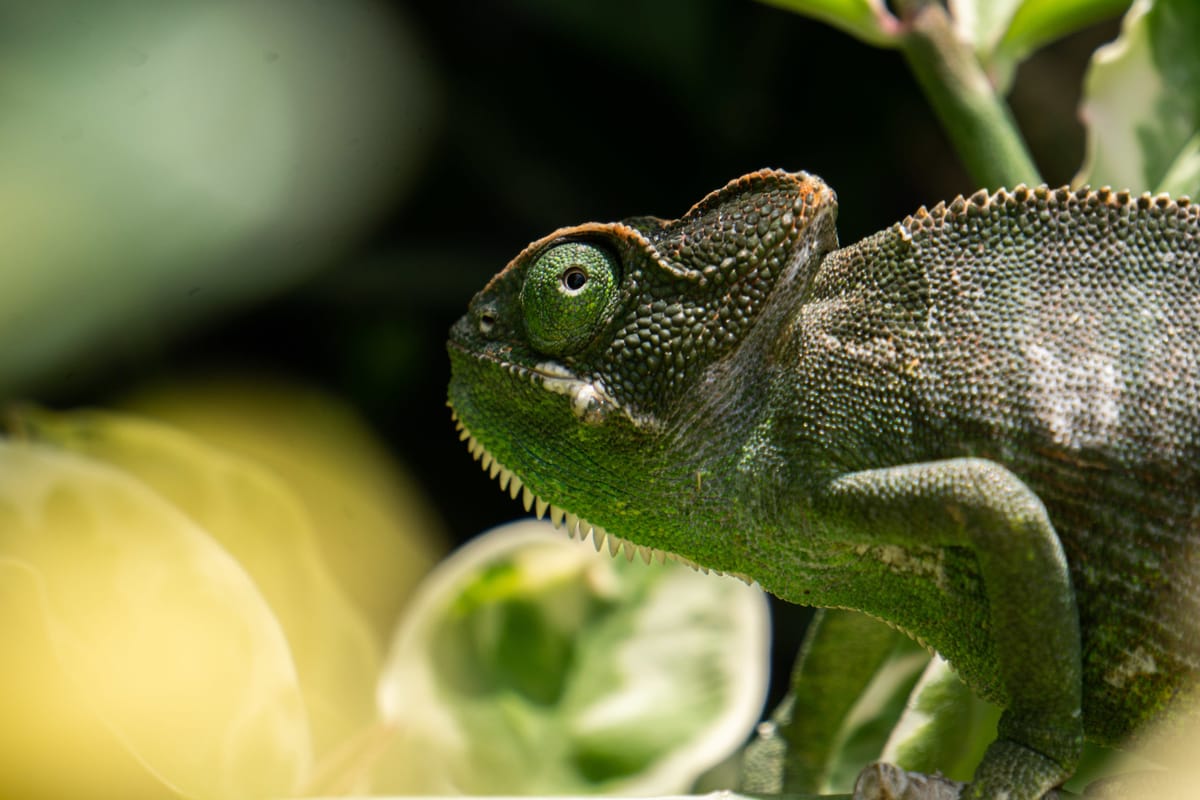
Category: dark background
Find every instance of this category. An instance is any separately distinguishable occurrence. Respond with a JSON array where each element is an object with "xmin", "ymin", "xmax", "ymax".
[{"xmin": 29, "ymin": 0, "xmax": 1119, "ymax": 702}]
